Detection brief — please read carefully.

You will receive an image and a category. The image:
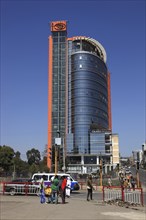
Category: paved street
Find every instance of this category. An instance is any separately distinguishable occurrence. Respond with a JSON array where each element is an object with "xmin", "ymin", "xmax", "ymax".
[{"xmin": 1, "ymin": 194, "xmax": 146, "ymax": 220}]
